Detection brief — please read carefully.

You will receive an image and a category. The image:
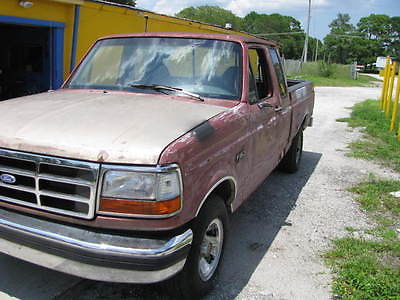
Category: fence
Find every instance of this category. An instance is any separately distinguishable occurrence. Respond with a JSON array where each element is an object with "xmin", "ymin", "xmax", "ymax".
[
  {"xmin": 284, "ymin": 59, "xmax": 302, "ymax": 76},
  {"xmin": 379, "ymin": 57, "xmax": 400, "ymax": 138}
]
